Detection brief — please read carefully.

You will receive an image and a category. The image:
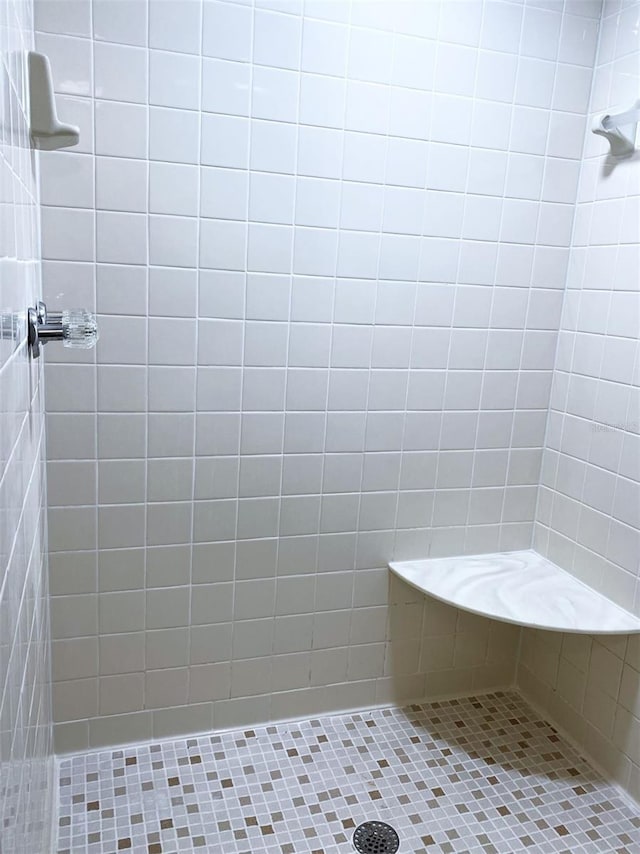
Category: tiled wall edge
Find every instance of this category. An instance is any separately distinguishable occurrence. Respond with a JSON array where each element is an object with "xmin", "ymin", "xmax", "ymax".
[{"xmin": 0, "ymin": 0, "xmax": 55, "ymax": 841}]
